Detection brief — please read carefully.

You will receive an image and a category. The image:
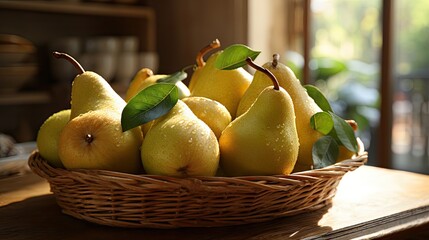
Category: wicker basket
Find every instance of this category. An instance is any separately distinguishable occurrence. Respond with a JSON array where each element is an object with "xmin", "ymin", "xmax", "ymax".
[{"xmin": 28, "ymin": 150, "xmax": 367, "ymax": 228}]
